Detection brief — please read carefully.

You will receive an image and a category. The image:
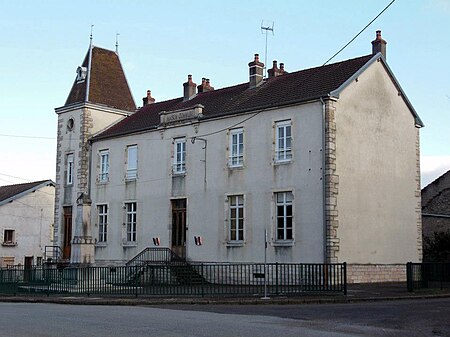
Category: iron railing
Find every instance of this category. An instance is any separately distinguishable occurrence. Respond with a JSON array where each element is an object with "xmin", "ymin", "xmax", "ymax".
[
  {"xmin": 406, "ymin": 262, "xmax": 450, "ymax": 292},
  {"xmin": 126, "ymin": 247, "xmax": 181, "ymax": 267},
  {"xmin": 0, "ymin": 262, "xmax": 346, "ymax": 297}
]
